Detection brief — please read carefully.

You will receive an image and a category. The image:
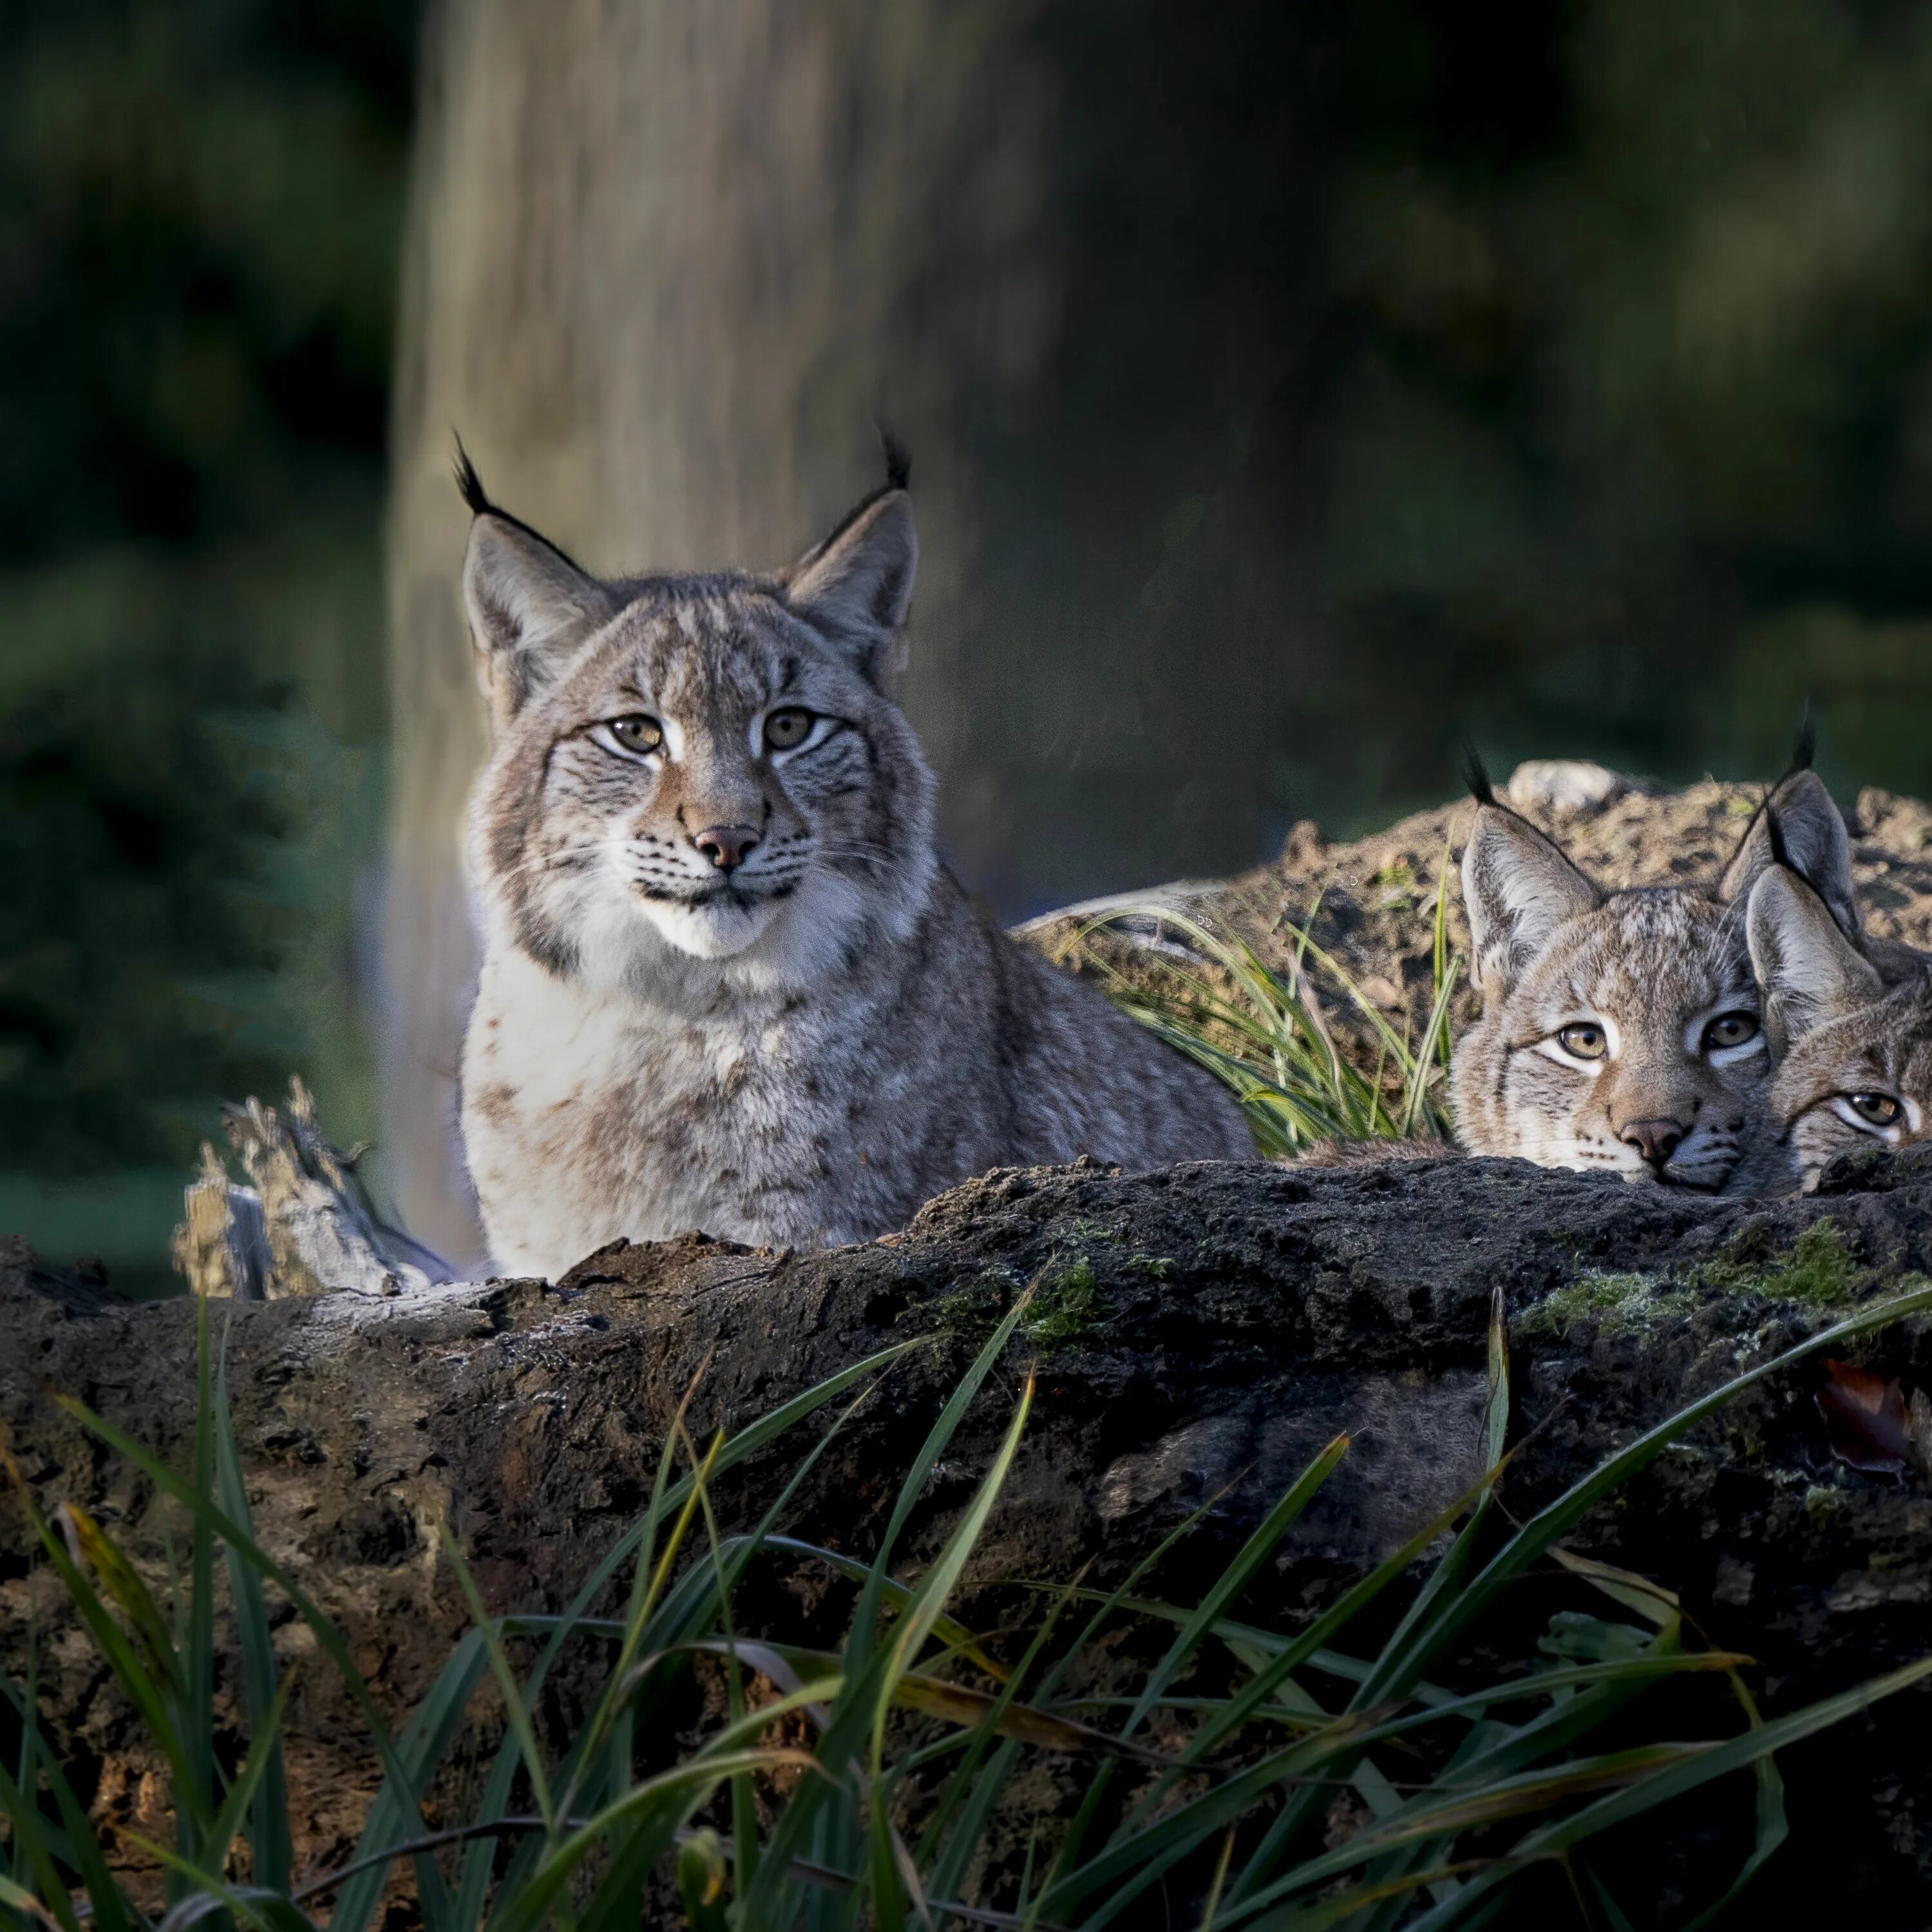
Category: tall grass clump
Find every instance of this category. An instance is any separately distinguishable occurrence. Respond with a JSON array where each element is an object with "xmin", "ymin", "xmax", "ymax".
[
  {"xmin": 1082, "ymin": 855, "xmax": 1461, "ymax": 1156},
  {"xmin": 8, "ymin": 1283, "xmax": 1932, "ymax": 1929}
]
